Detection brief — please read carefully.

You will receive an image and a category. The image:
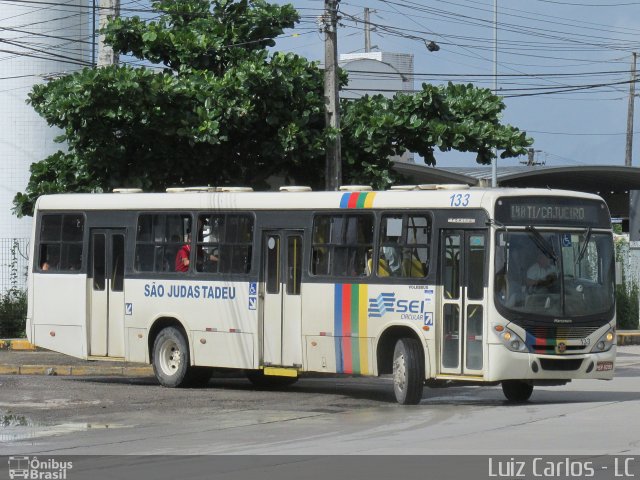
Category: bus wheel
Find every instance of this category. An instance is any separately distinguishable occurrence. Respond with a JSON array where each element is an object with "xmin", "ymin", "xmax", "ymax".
[
  {"xmin": 501, "ymin": 380, "xmax": 534, "ymax": 402},
  {"xmin": 153, "ymin": 327, "xmax": 192, "ymax": 388},
  {"xmin": 392, "ymin": 338, "xmax": 424, "ymax": 405},
  {"xmin": 246, "ymin": 370, "xmax": 298, "ymax": 389}
]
